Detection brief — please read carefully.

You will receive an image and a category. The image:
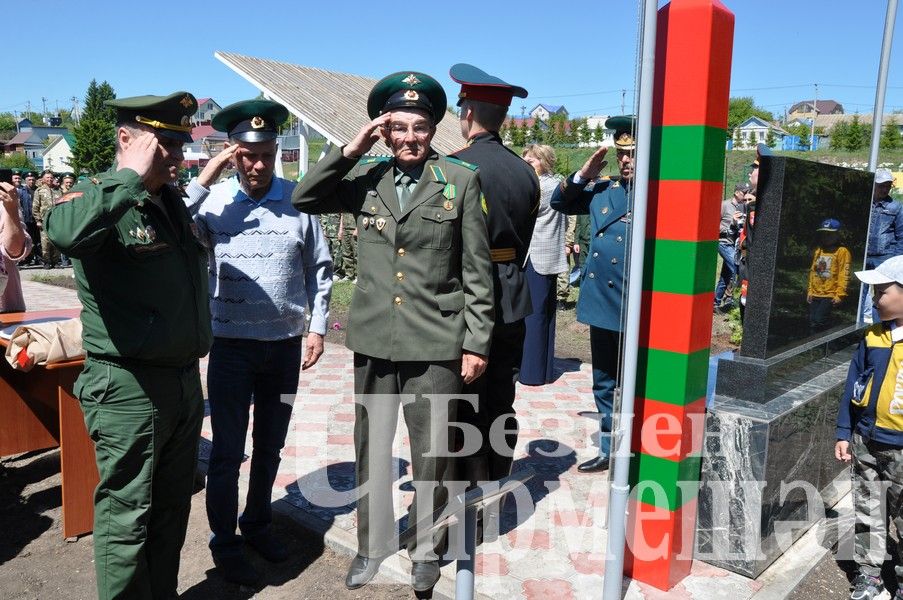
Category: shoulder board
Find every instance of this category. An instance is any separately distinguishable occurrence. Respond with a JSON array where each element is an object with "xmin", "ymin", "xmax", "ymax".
[
  {"xmin": 358, "ymin": 155, "xmax": 391, "ymax": 166},
  {"xmin": 446, "ymin": 157, "xmax": 478, "ymax": 172}
]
